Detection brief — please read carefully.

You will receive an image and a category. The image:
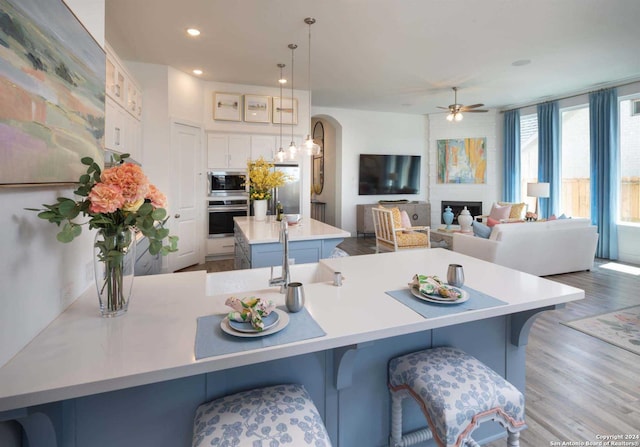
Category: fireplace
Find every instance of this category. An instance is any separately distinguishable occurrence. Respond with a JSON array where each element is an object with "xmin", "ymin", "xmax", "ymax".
[{"xmin": 441, "ymin": 201, "xmax": 483, "ymax": 225}]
